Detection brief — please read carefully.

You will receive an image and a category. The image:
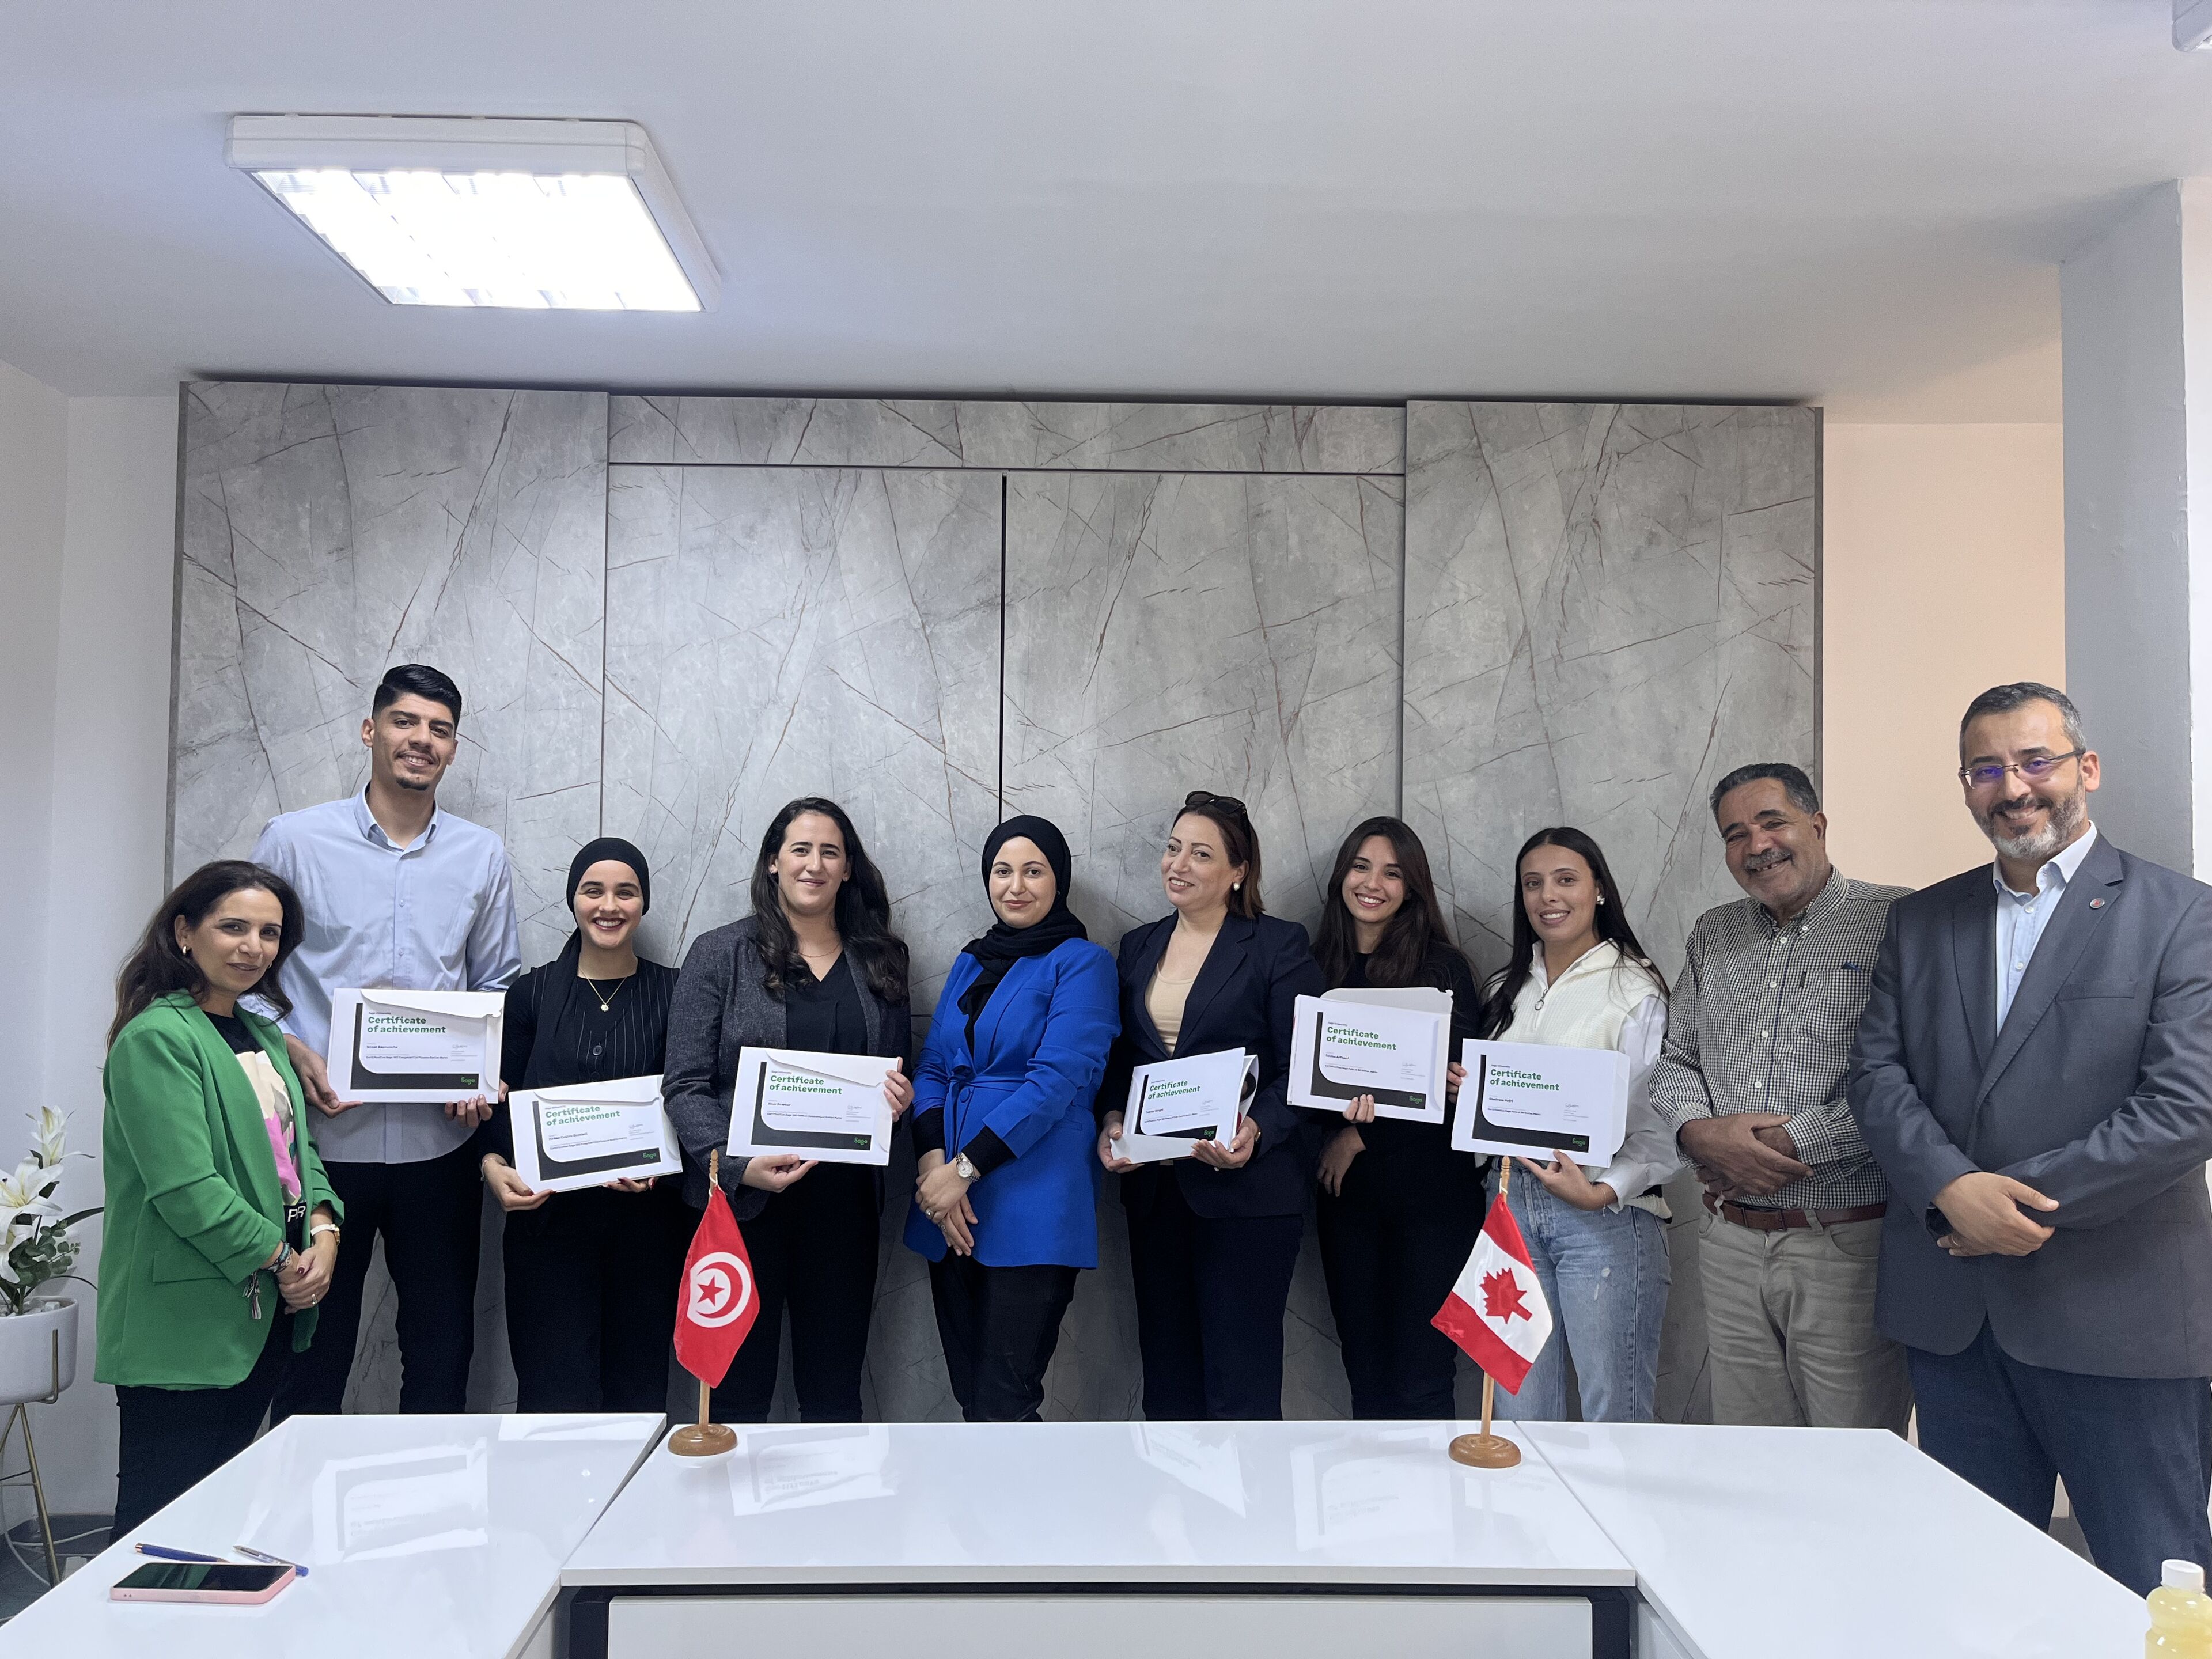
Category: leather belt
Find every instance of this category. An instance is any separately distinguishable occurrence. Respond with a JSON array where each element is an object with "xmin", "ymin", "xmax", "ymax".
[{"xmin": 1703, "ymin": 1192, "xmax": 1887, "ymax": 1231}]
